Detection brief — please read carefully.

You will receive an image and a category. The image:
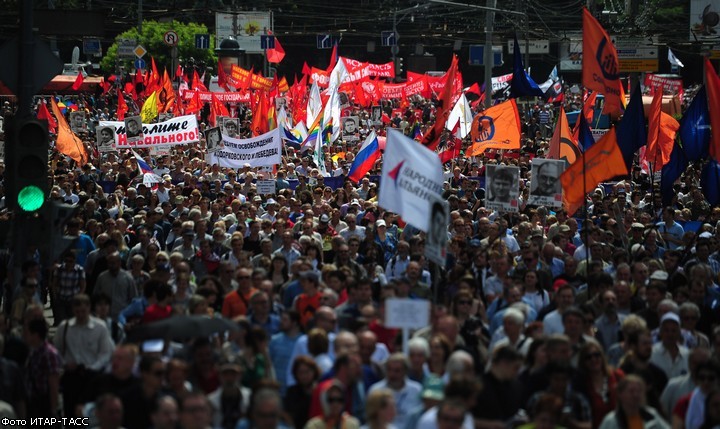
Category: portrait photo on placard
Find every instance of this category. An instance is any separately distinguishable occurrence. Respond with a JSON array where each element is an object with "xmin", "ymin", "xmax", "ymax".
[
  {"xmin": 371, "ymin": 105, "xmax": 382, "ymax": 124},
  {"xmin": 205, "ymin": 127, "xmax": 222, "ymax": 153},
  {"xmin": 96, "ymin": 126, "xmax": 116, "ymax": 152},
  {"xmin": 485, "ymin": 164, "xmax": 520, "ymax": 212},
  {"xmin": 70, "ymin": 111, "xmax": 87, "ymax": 133},
  {"xmin": 341, "ymin": 116, "xmax": 359, "ymax": 142},
  {"xmin": 124, "ymin": 115, "xmax": 144, "ymax": 143},
  {"xmin": 222, "ymin": 118, "xmax": 239, "ymax": 138},
  {"xmin": 275, "ymin": 96, "xmax": 287, "ymax": 112},
  {"xmin": 339, "ymin": 92, "xmax": 350, "ymax": 109},
  {"xmin": 528, "ymin": 158, "xmax": 564, "ymax": 208}
]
